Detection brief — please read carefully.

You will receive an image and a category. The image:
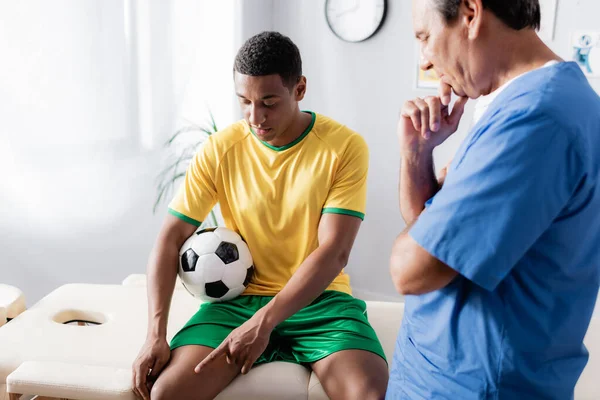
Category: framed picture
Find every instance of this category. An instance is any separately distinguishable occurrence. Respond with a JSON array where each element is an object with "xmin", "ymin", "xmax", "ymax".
[
  {"xmin": 572, "ymin": 31, "xmax": 600, "ymax": 78},
  {"xmin": 415, "ymin": 43, "xmax": 440, "ymax": 90},
  {"xmin": 538, "ymin": 0, "xmax": 558, "ymax": 42},
  {"xmin": 416, "ymin": 67, "xmax": 441, "ymax": 89}
]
